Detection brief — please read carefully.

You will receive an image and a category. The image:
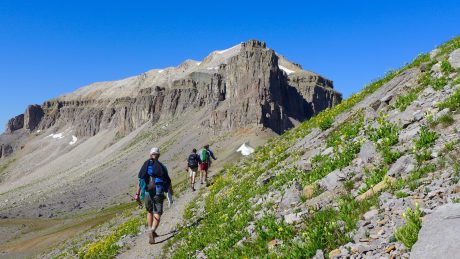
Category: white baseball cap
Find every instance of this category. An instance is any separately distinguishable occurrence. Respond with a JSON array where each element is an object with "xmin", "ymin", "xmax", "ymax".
[{"xmin": 150, "ymin": 147, "xmax": 160, "ymax": 155}]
